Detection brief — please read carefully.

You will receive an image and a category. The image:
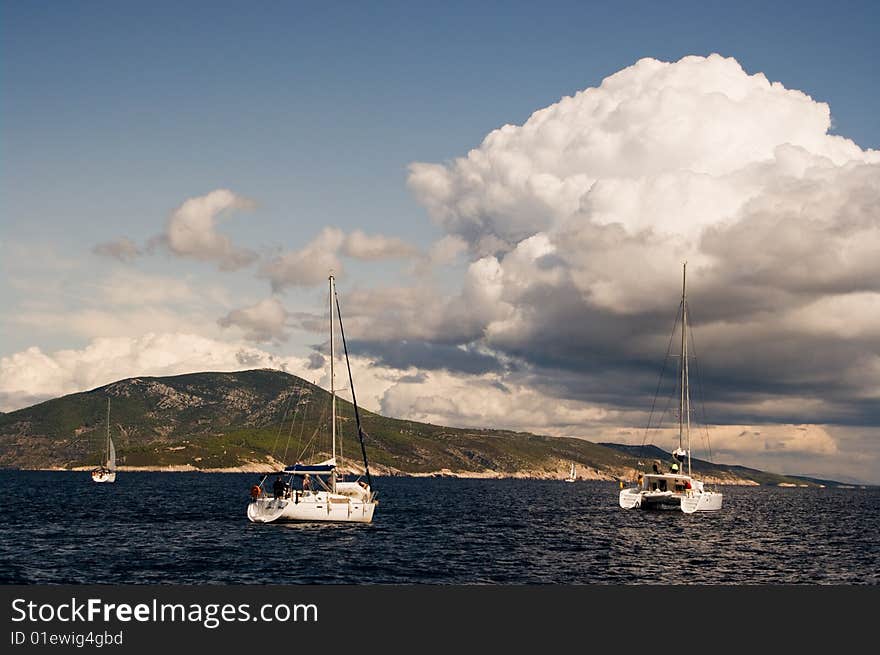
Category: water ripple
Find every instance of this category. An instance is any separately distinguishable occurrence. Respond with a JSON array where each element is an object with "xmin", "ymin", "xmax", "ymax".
[{"xmin": 0, "ymin": 472, "xmax": 876, "ymax": 584}]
